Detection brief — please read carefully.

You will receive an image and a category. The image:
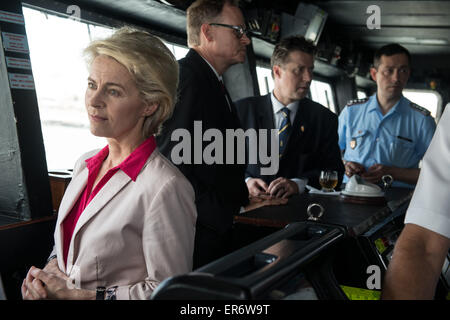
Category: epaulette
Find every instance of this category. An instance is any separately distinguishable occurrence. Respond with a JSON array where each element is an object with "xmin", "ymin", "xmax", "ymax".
[
  {"xmin": 409, "ymin": 102, "xmax": 431, "ymax": 116},
  {"xmin": 346, "ymin": 97, "xmax": 369, "ymax": 106}
]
